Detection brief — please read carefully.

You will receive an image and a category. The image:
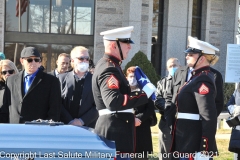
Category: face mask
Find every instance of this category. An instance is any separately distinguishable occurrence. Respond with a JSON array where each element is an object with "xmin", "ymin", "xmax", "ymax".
[
  {"xmin": 128, "ymin": 77, "xmax": 138, "ymax": 86},
  {"xmin": 77, "ymin": 62, "xmax": 89, "ymax": 72},
  {"xmin": 169, "ymin": 67, "xmax": 178, "ymax": 76}
]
